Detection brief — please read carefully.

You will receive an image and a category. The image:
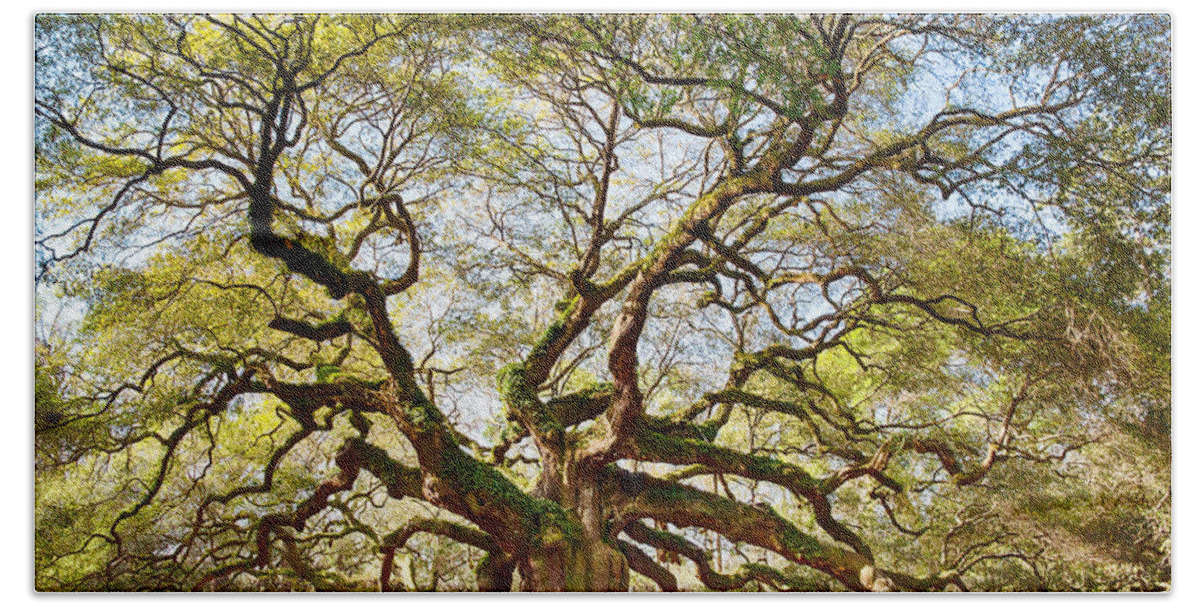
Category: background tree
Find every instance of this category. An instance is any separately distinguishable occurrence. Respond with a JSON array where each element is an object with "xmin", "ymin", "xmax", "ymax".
[{"xmin": 35, "ymin": 13, "xmax": 1169, "ymax": 591}]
